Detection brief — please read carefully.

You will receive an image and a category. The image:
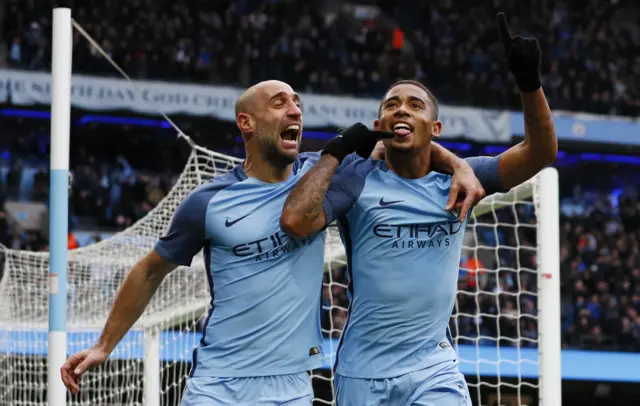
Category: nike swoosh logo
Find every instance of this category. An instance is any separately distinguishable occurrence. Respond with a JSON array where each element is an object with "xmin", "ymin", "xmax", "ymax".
[
  {"xmin": 379, "ymin": 198, "xmax": 403, "ymax": 207},
  {"xmin": 225, "ymin": 213, "xmax": 250, "ymax": 227}
]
